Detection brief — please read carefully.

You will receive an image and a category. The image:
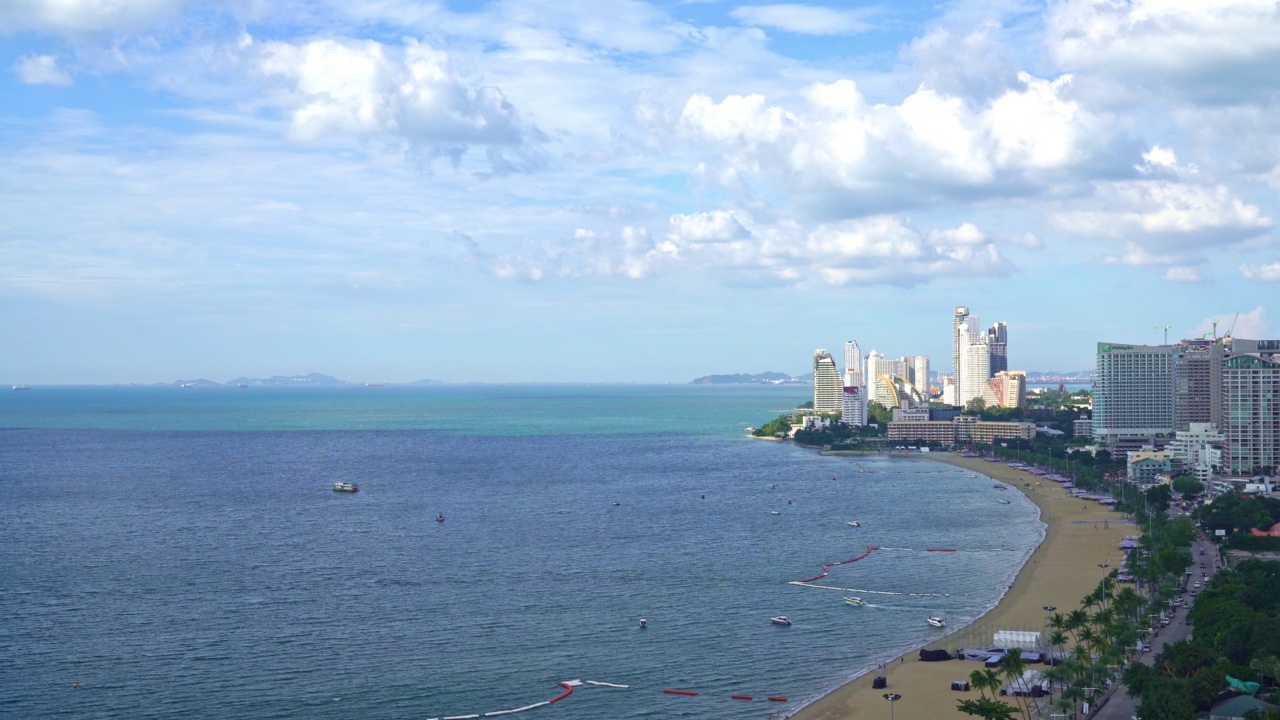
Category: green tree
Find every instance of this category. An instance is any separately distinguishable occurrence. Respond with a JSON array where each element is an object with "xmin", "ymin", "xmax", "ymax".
[
  {"xmin": 1172, "ymin": 476, "xmax": 1205, "ymax": 497},
  {"xmin": 957, "ymin": 697, "xmax": 1019, "ymax": 720}
]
